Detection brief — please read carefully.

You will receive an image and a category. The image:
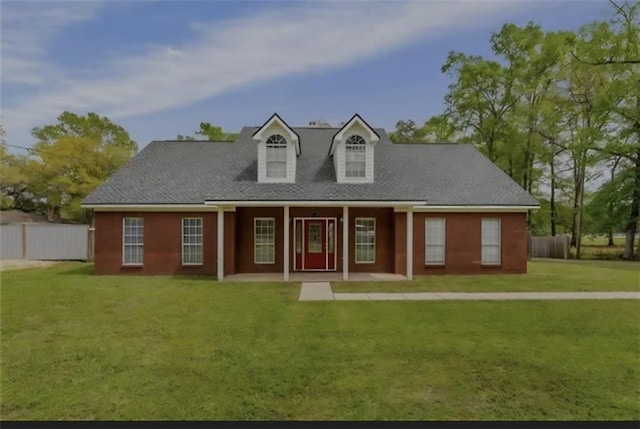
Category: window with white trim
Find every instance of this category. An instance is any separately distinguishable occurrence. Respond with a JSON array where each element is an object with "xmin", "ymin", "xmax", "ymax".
[
  {"xmin": 481, "ymin": 218, "xmax": 501, "ymax": 265},
  {"xmin": 425, "ymin": 218, "xmax": 445, "ymax": 265},
  {"xmin": 355, "ymin": 218, "xmax": 375, "ymax": 263},
  {"xmin": 123, "ymin": 217, "xmax": 144, "ymax": 265},
  {"xmin": 255, "ymin": 218, "xmax": 275, "ymax": 264},
  {"xmin": 345, "ymin": 135, "xmax": 366, "ymax": 178},
  {"xmin": 265, "ymin": 134, "xmax": 287, "ymax": 178},
  {"xmin": 182, "ymin": 217, "xmax": 203, "ymax": 265}
]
